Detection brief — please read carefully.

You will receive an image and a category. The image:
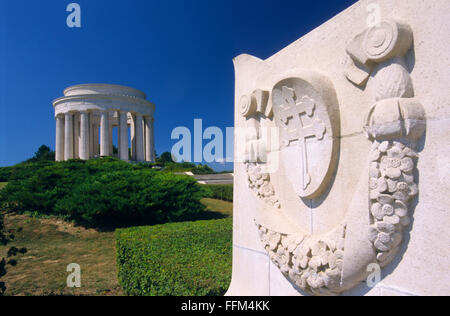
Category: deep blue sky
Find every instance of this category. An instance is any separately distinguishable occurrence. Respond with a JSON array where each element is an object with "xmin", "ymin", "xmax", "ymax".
[{"xmin": 0, "ymin": 0, "xmax": 357, "ymax": 169}]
